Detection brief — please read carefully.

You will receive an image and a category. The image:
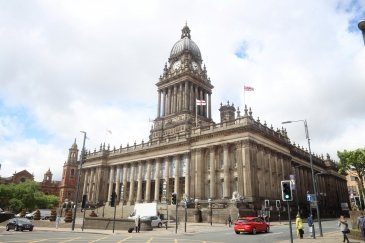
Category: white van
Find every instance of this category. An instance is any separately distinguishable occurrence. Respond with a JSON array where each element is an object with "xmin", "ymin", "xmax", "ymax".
[{"xmin": 25, "ymin": 209, "xmax": 51, "ymax": 220}]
